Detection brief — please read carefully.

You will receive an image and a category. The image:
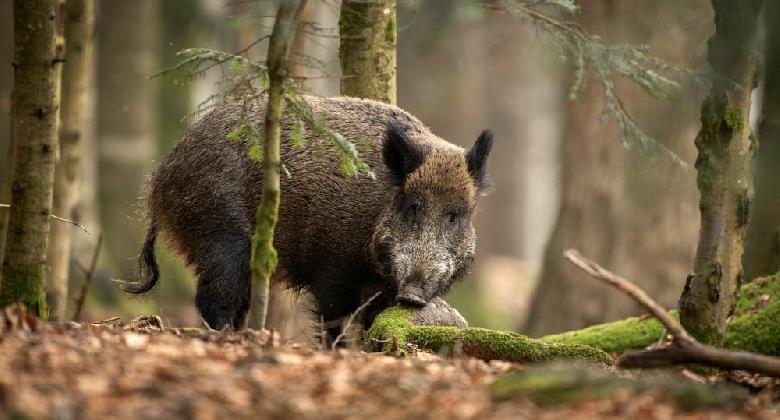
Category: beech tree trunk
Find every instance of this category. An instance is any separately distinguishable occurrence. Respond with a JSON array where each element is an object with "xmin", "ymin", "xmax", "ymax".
[
  {"xmin": 0, "ymin": 0, "xmax": 14, "ymax": 269},
  {"xmin": 0, "ymin": 0, "xmax": 62, "ymax": 316},
  {"xmin": 743, "ymin": 1, "xmax": 780, "ymax": 282},
  {"xmin": 339, "ymin": 0, "xmax": 396, "ymax": 104},
  {"xmin": 526, "ymin": 0, "xmax": 709, "ymax": 336},
  {"xmin": 248, "ymin": 0, "xmax": 307, "ymax": 329},
  {"xmin": 679, "ymin": 0, "xmax": 763, "ymax": 345},
  {"xmin": 47, "ymin": 0, "xmax": 95, "ymax": 320}
]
